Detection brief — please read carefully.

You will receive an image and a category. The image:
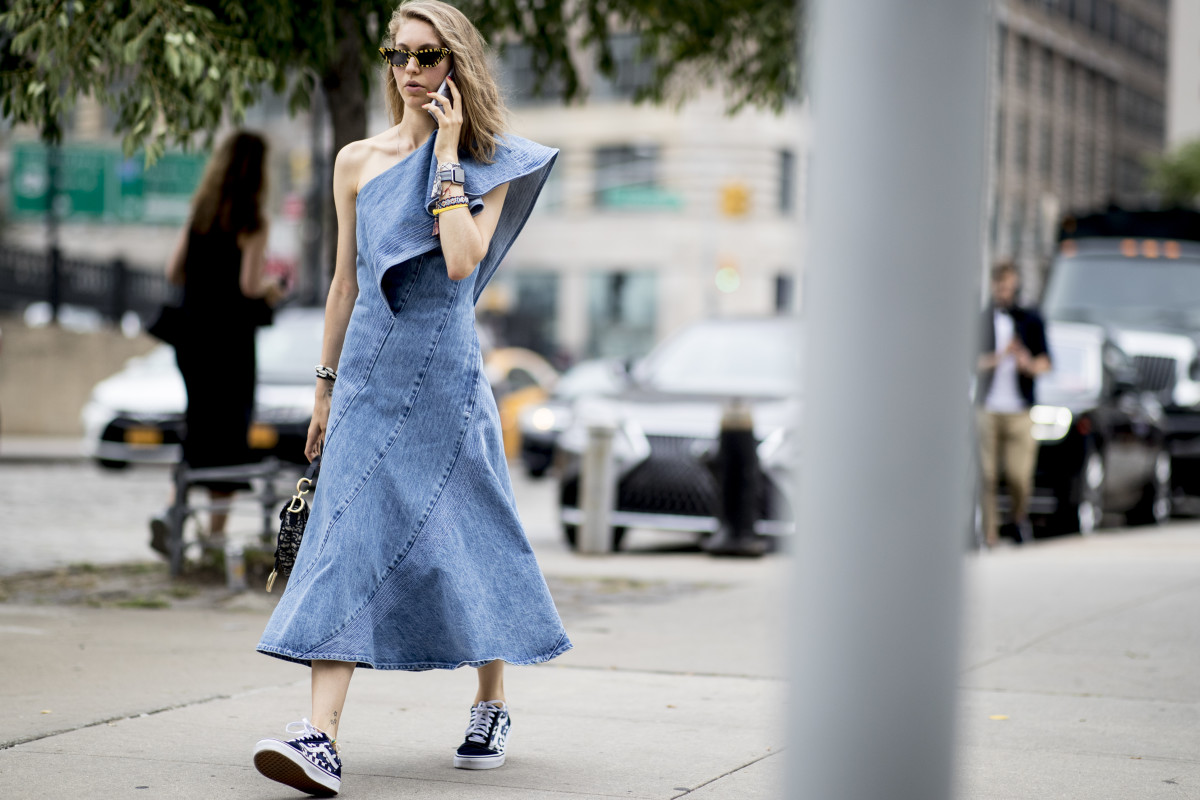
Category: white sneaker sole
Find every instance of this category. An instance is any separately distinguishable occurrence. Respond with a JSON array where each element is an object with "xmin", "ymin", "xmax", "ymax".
[
  {"xmin": 453, "ymin": 752, "xmax": 506, "ymax": 770},
  {"xmin": 253, "ymin": 739, "xmax": 341, "ymax": 796}
]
